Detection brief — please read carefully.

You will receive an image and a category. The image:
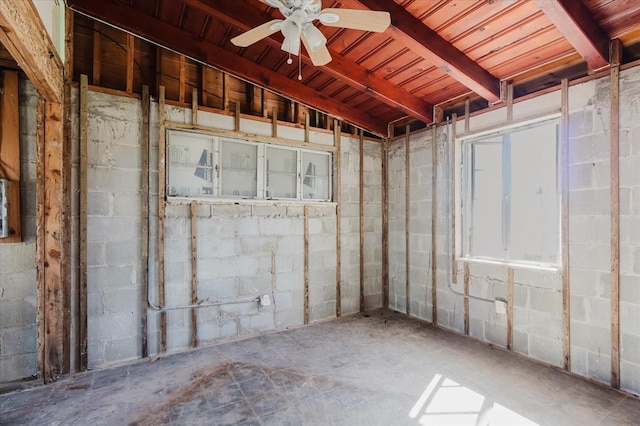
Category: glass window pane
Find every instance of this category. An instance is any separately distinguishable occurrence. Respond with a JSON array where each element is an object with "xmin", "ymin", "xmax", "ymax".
[
  {"xmin": 469, "ymin": 141, "xmax": 503, "ymax": 259},
  {"xmin": 220, "ymin": 140, "xmax": 257, "ymax": 197},
  {"xmin": 168, "ymin": 132, "xmax": 214, "ymax": 196},
  {"xmin": 266, "ymin": 147, "xmax": 297, "ymax": 199},
  {"xmin": 302, "ymin": 151, "xmax": 330, "ymax": 200},
  {"xmin": 510, "ymin": 122, "xmax": 559, "ymax": 264}
]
